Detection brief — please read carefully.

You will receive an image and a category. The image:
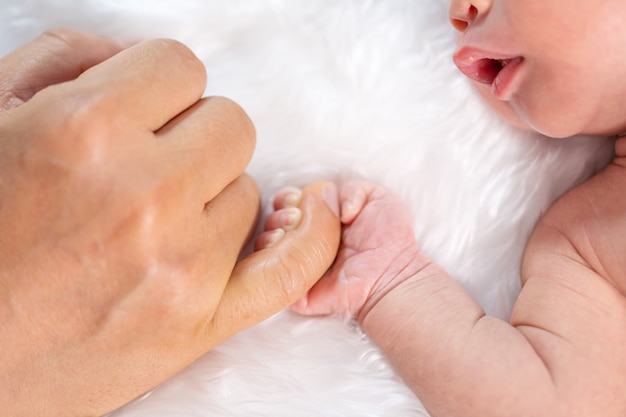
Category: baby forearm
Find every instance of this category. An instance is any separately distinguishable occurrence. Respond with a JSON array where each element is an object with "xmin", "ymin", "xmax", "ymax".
[
  {"xmin": 297, "ymin": 180, "xmax": 622, "ymax": 415},
  {"xmin": 361, "ymin": 265, "xmax": 557, "ymax": 417}
]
